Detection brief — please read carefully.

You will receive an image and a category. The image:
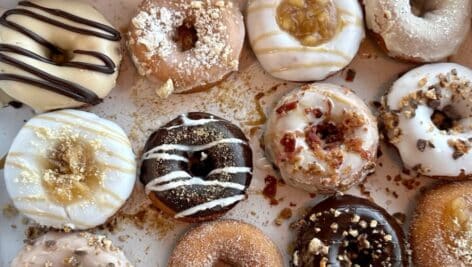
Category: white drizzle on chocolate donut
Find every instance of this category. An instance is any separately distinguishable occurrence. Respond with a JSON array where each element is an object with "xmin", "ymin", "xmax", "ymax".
[{"xmin": 140, "ymin": 112, "xmax": 253, "ymax": 222}]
